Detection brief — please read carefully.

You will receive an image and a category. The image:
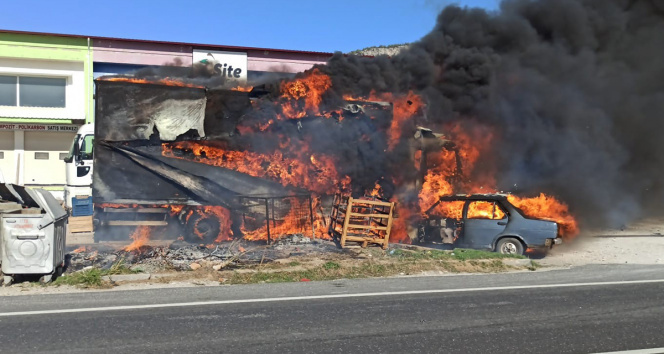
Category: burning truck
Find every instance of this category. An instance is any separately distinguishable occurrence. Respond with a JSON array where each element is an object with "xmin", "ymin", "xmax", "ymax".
[{"xmin": 66, "ymin": 69, "xmax": 577, "ymax": 255}]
